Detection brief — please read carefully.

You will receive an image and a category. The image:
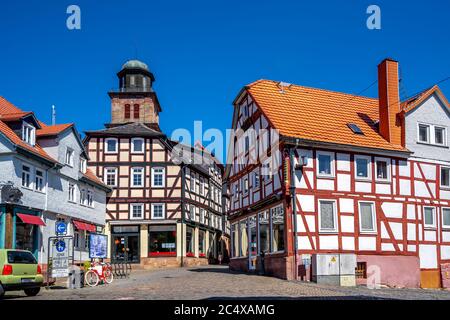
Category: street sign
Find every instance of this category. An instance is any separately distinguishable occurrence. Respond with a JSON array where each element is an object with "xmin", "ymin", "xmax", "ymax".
[
  {"xmin": 55, "ymin": 240, "xmax": 66, "ymax": 252},
  {"xmin": 56, "ymin": 221, "xmax": 67, "ymax": 235},
  {"xmin": 47, "ymin": 236, "xmax": 73, "ymax": 281}
]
